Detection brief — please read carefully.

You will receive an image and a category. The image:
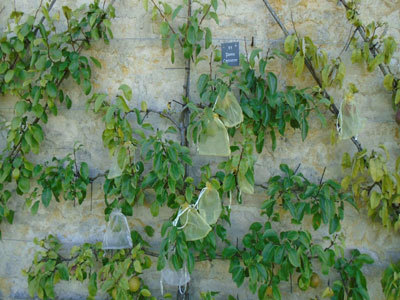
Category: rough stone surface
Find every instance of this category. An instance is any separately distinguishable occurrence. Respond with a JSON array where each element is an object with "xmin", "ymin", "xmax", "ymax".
[{"xmin": 0, "ymin": 0, "xmax": 400, "ymax": 299}]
